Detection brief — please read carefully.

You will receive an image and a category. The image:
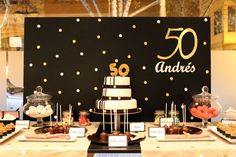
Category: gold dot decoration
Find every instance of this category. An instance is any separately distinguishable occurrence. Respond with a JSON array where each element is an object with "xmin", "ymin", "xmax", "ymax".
[
  {"xmin": 29, "ymin": 63, "xmax": 33, "ymax": 67},
  {"xmin": 77, "ymin": 102, "xmax": 82, "ymax": 106},
  {"xmin": 157, "ymin": 20, "xmax": 161, "ymax": 24},
  {"xmin": 72, "ymin": 39, "xmax": 77, "ymax": 44},
  {"xmin": 144, "ymin": 81, "xmax": 148, "ymax": 85},
  {"xmin": 76, "ymin": 18, "xmax": 80, "ymax": 22},
  {"xmin": 43, "ymin": 62, "xmax": 47, "ymax": 66},
  {"xmin": 94, "ymin": 68, "xmax": 98, "ymax": 72},
  {"xmin": 80, "ymin": 52, "xmax": 84, "ymax": 56},
  {"xmin": 43, "ymin": 78, "xmax": 47, "ymax": 83},
  {"xmin": 58, "ymin": 90, "xmax": 62, "ymax": 94},
  {"xmin": 76, "ymin": 89, "xmax": 80, "ymax": 93},
  {"xmin": 205, "ymin": 70, "xmax": 209, "ymax": 74},
  {"xmin": 170, "ymin": 77, "xmax": 174, "ymax": 81},
  {"xmin": 97, "ymin": 35, "xmax": 101, "ymax": 39},
  {"xmin": 127, "ymin": 54, "xmax": 131, "ymax": 59},
  {"xmin": 55, "ymin": 54, "xmax": 60, "ymax": 58},
  {"xmin": 94, "ymin": 87, "xmax": 98, "ymax": 91},
  {"xmin": 144, "ymin": 97, "xmax": 149, "ymax": 101},
  {"xmin": 203, "ymin": 41, "xmax": 207, "ymax": 45},
  {"xmin": 190, "ymin": 116, "xmax": 194, "ymax": 120},
  {"xmin": 204, "ymin": 18, "xmax": 208, "ymax": 22},
  {"xmin": 76, "ymin": 71, "xmax": 80, "ymax": 75},
  {"xmin": 36, "ymin": 45, "xmax": 41, "ymax": 49},
  {"xmin": 58, "ymin": 28, "xmax": 63, "ymax": 32},
  {"xmin": 132, "ymin": 24, "xmax": 136, "ymax": 29},
  {"xmin": 113, "ymin": 85, "xmax": 116, "ymax": 88},
  {"xmin": 102, "ymin": 50, "xmax": 106, "ymax": 54},
  {"xmin": 165, "ymin": 92, "xmax": 170, "ymax": 97},
  {"xmin": 184, "ymin": 87, "xmax": 188, "ymax": 92},
  {"xmin": 60, "ymin": 72, "xmax": 64, "ymax": 76},
  {"xmin": 115, "ymin": 59, "xmax": 119, "ymax": 63},
  {"xmin": 37, "ymin": 24, "xmax": 41, "ymax": 28},
  {"xmin": 144, "ymin": 41, "xmax": 148, "ymax": 46},
  {"xmin": 142, "ymin": 66, "xmax": 146, "ymax": 70},
  {"xmin": 97, "ymin": 18, "xmax": 102, "ymax": 22},
  {"xmin": 118, "ymin": 97, "xmax": 121, "ymax": 100},
  {"xmin": 118, "ymin": 34, "xmax": 123, "ymax": 38}
]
